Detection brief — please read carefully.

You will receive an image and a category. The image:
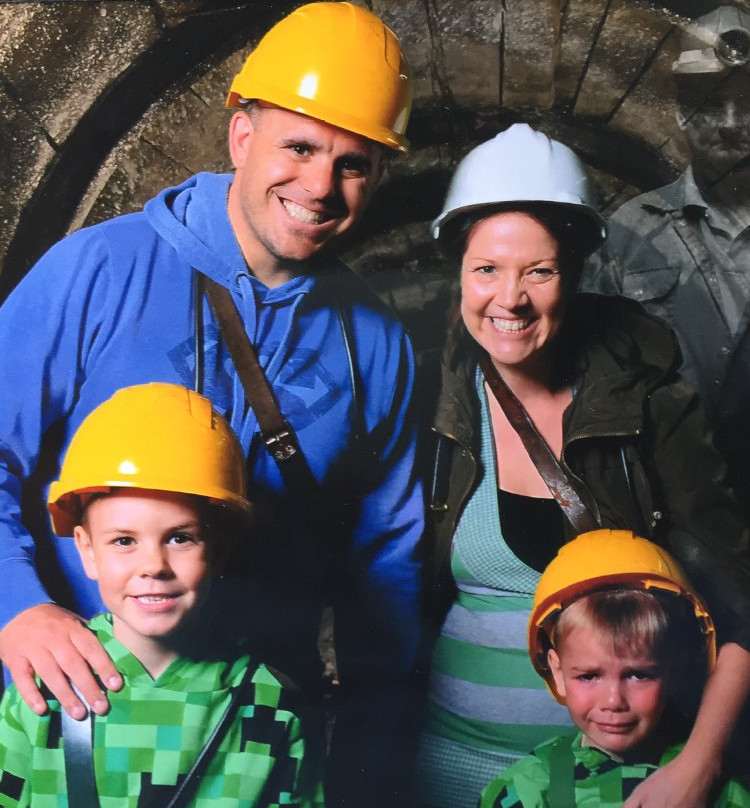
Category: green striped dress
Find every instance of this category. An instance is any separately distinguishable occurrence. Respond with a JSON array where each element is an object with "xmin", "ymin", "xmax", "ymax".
[{"xmin": 416, "ymin": 376, "xmax": 572, "ymax": 808}]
